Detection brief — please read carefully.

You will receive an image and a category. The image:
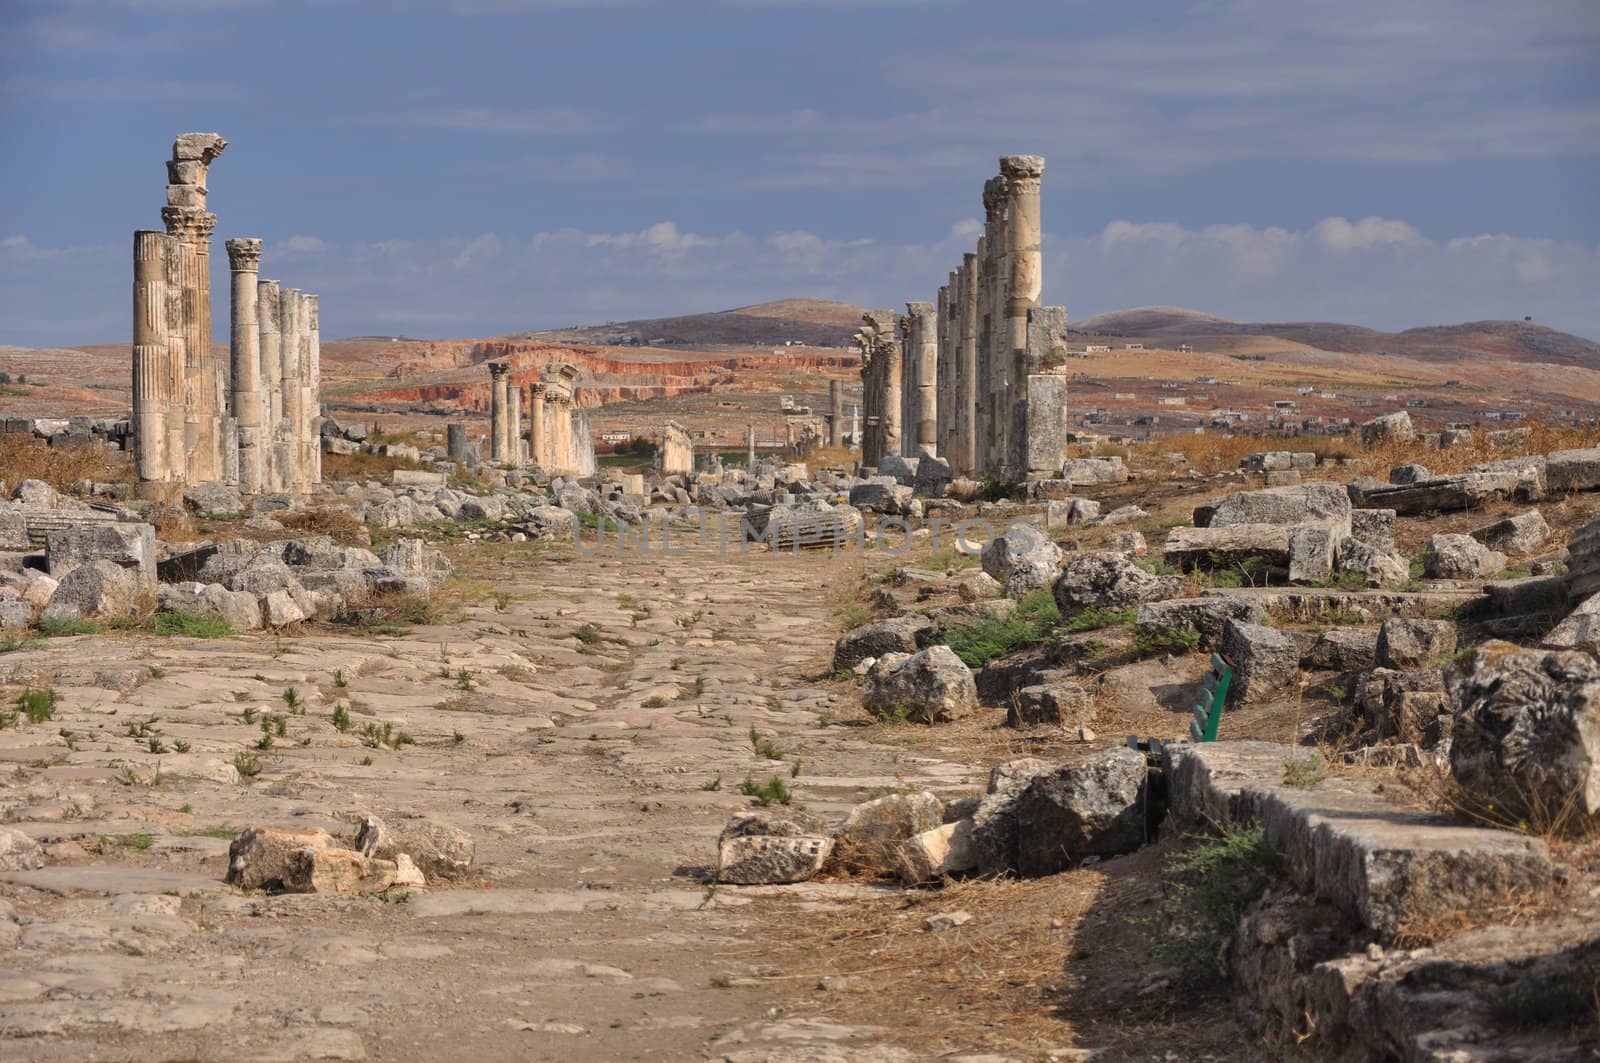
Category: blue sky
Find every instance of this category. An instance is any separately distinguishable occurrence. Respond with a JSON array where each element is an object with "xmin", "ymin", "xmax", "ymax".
[{"xmin": 1, "ymin": 0, "xmax": 1597, "ymax": 346}]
